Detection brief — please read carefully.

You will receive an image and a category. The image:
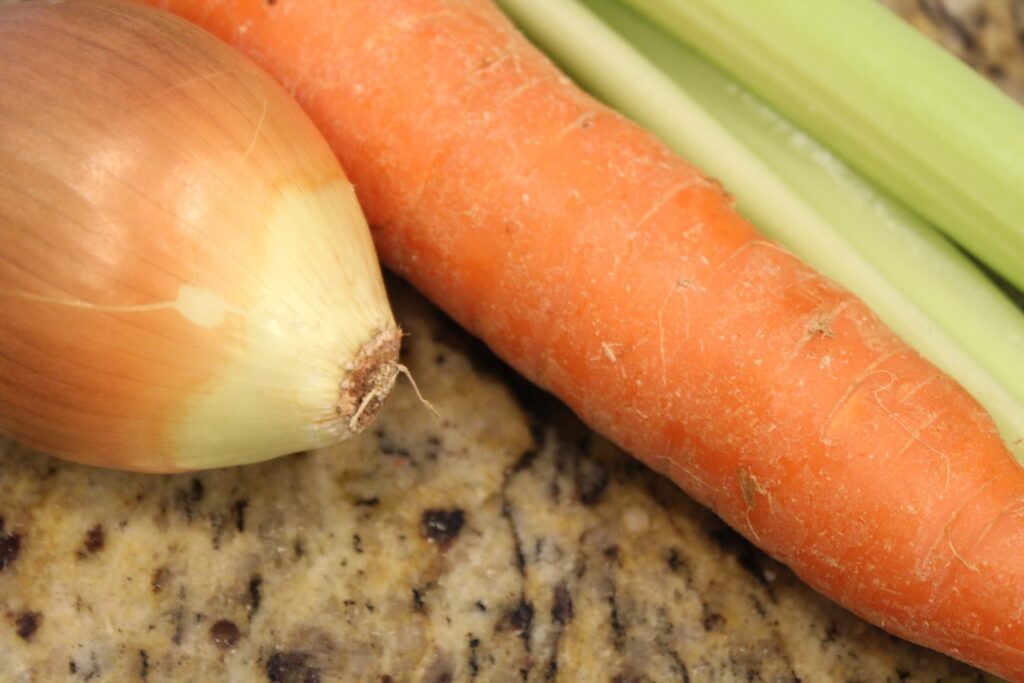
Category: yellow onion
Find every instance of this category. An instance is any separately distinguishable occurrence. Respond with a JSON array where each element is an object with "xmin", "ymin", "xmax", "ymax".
[{"xmin": 0, "ymin": 0, "xmax": 400, "ymax": 472}]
